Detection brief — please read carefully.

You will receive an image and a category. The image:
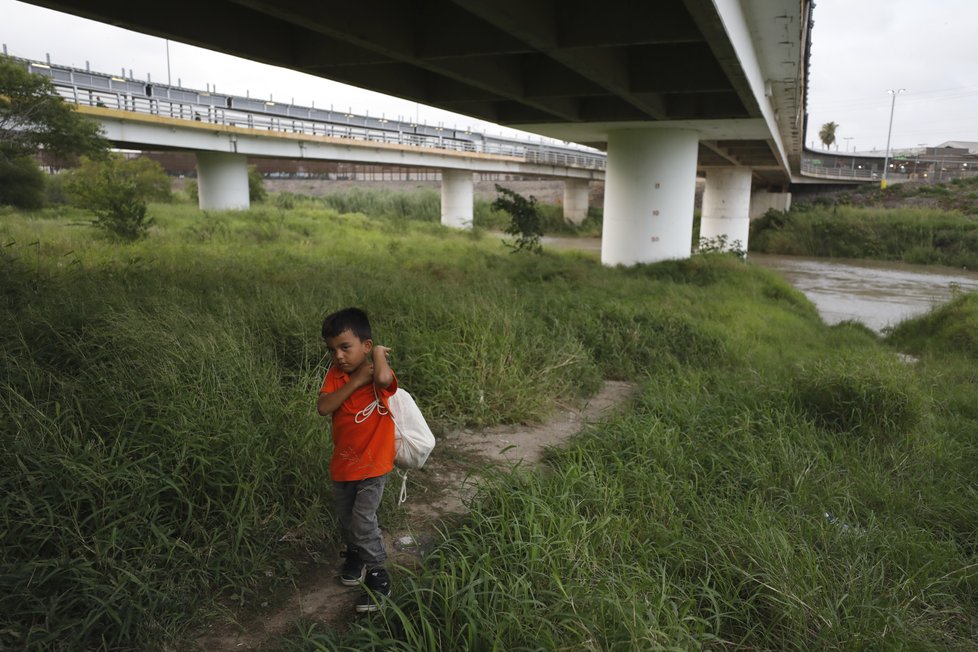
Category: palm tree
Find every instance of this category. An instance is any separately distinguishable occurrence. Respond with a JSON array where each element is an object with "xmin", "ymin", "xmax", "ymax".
[{"xmin": 819, "ymin": 122, "xmax": 839, "ymax": 150}]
